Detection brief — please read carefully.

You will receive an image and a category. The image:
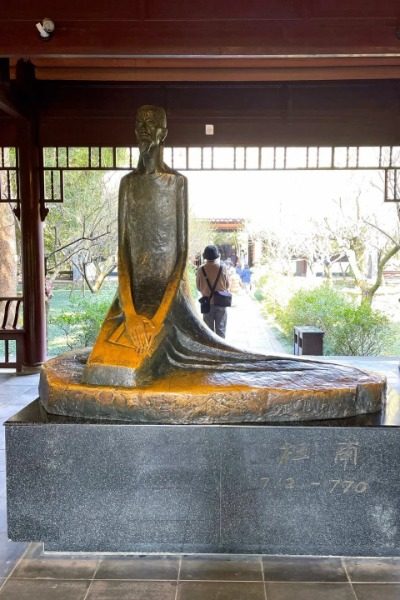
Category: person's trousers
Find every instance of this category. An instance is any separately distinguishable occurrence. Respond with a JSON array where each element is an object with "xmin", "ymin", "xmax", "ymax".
[{"xmin": 203, "ymin": 305, "xmax": 227, "ymax": 338}]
